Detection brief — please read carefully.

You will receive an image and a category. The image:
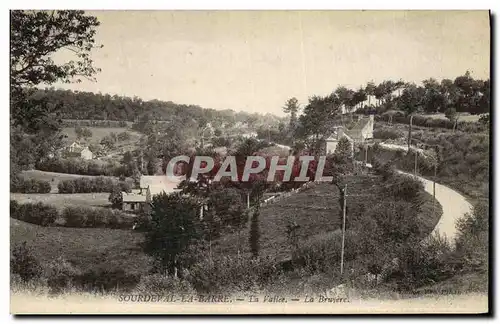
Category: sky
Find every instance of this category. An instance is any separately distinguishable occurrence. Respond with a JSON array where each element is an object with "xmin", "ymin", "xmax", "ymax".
[{"xmin": 52, "ymin": 10, "xmax": 490, "ymax": 116}]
